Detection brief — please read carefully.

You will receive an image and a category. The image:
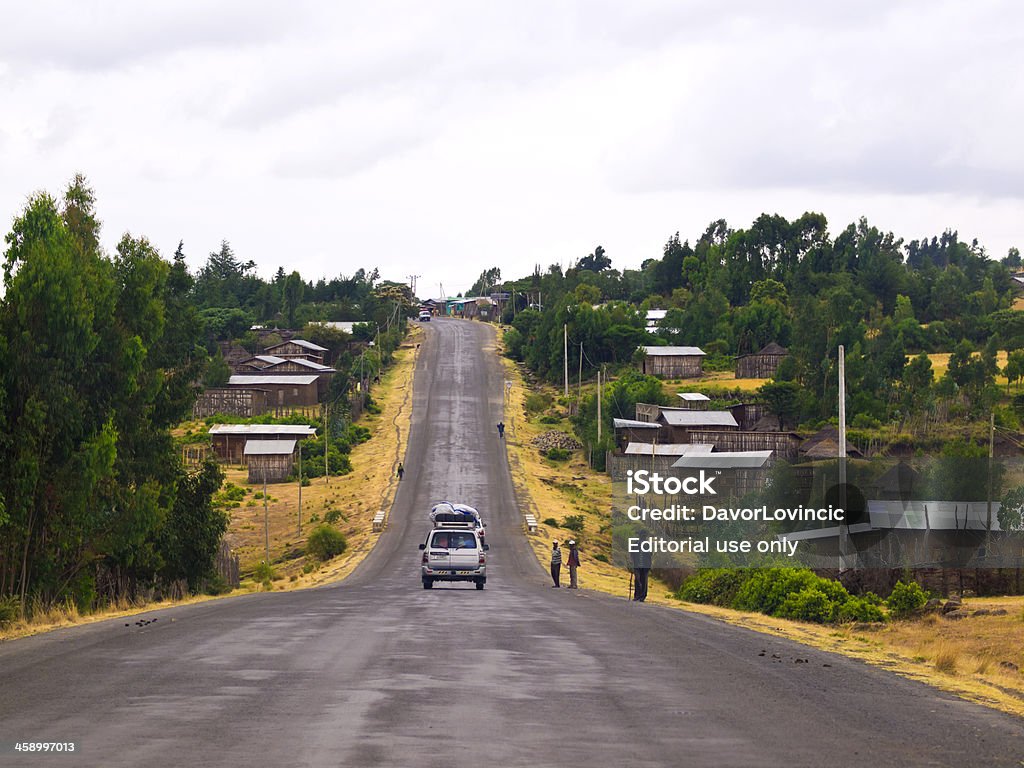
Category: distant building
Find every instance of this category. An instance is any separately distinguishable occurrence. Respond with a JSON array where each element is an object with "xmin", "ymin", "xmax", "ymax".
[
  {"xmin": 209, "ymin": 424, "xmax": 317, "ymax": 463},
  {"xmin": 735, "ymin": 342, "xmax": 789, "ymax": 379},
  {"xmin": 264, "ymin": 339, "xmax": 329, "ymax": 364},
  {"xmin": 639, "ymin": 346, "xmax": 706, "ymax": 378},
  {"xmin": 677, "ymin": 392, "xmax": 710, "ymax": 410},
  {"xmin": 645, "ymin": 309, "xmax": 667, "ymax": 330},
  {"xmin": 613, "ymin": 417, "xmax": 661, "ymax": 447},
  {"xmin": 657, "ymin": 408, "xmax": 739, "ymax": 443},
  {"xmin": 245, "ymin": 440, "xmax": 297, "ymax": 484},
  {"xmin": 227, "ymin": 375, "xmax": 320, "ymax": 407}
]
